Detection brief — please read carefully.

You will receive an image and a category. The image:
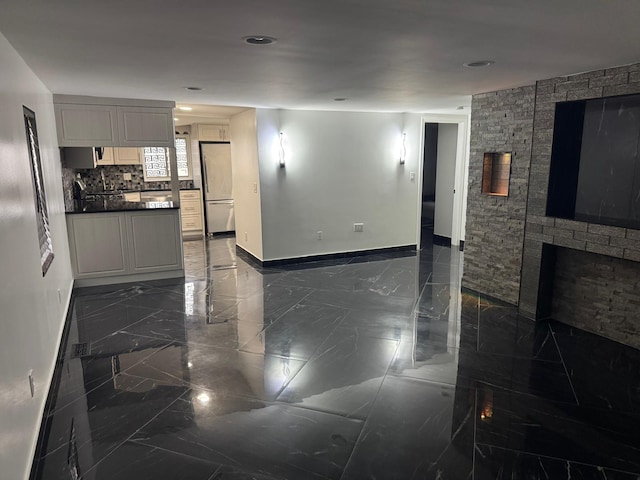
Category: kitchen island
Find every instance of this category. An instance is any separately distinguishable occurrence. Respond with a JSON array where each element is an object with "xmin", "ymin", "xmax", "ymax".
[{"xmin": 66, "ymin": 197, "xmax": 183, "ymax": 286}]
